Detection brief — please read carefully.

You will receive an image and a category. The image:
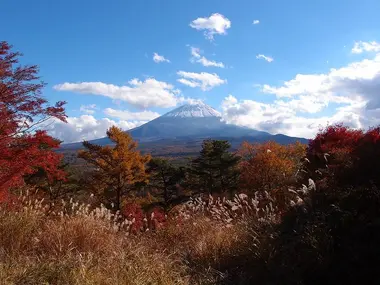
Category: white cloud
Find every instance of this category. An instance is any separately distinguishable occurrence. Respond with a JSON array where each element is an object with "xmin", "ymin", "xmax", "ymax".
[
  {"xmin": 253, "ymin": 20, "xmax": 260, "ymax": 25},
  {"xmin": 261, "ymin": 52, "xmax": 380, "ymax": 108},
  {"xmin": 177, "ymin": 78, "xmax": 199, "ymax": 88},
  {"xmin": 104, "ymin": 108, "xmax": 160, "ymax": 121},
  {"xmin": 54, "ymin": 78, "xmax": 181, "ymax": 109},
  {"xmin": 275, "ymin": 96, "xmax": 328, "ymax": 114},
  {"xmin": 190, "ymin": 46, "xmax": 224, "ymax": 68},
  {"xmin": 190, "ymin": 13, "xmax": 231, "ymax": 40},
  {"xmin": 256, "ymin": 54, "xmax": 274, "ymax": 62},
  {"xmin": 222, "ymin": 42, "xmax": 380, "ymax": 138},
  {"xmin": 351, "ymin": 41, "xmax": 380, "ymax": 54},
  {"xmin": 48, "ymin": 115, "xmax": 147, "ymax": 143},
  {"xmin": 197, "ymin": 57, "xmax": 225, "ymax": 68},
  {"xmin": 177, "ymin": 71, "xmax": 227, "ymax": 91},
  {"xmin": 153, "ymin": 52, "xmax": 170, "ymax": 63},
  {"xmin": 79, "ymin": 104, "xmax": 97, "ymax": 114},
  {"xmin": 220, "ymin": 95, "xmax": 368, "ymax": 139},
  {"xmin": 190, "ymin": 47, "xmax": 201, "ymax": 58}
]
